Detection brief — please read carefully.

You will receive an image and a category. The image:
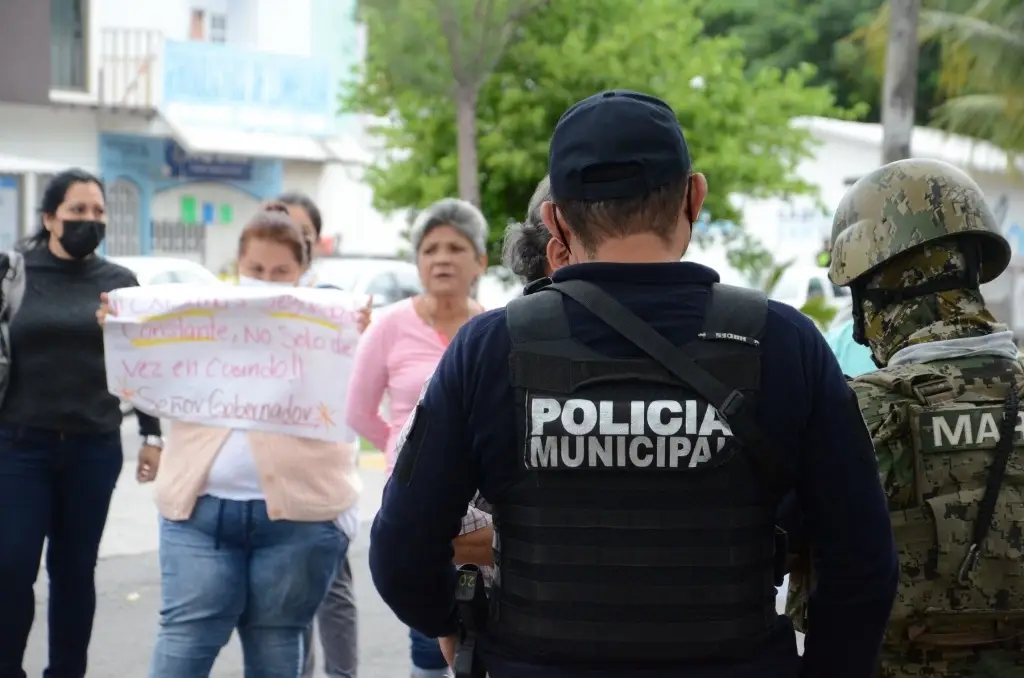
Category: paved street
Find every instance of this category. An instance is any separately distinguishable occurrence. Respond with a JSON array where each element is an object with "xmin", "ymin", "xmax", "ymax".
[{"xmin": 21, "ymin": 418, "xmax": 800, "ymax": 677}]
